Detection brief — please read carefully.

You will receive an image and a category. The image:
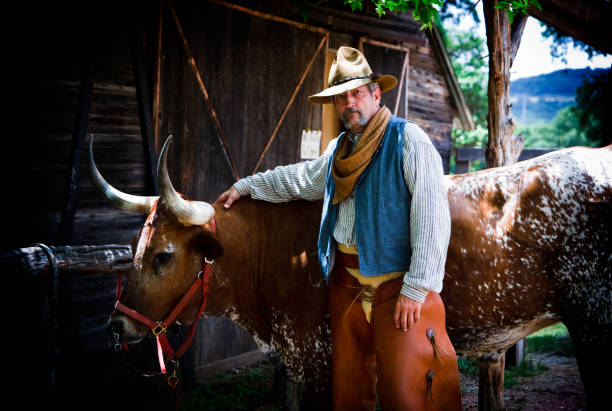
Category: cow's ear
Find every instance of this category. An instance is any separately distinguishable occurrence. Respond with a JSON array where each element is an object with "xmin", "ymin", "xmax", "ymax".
[{"xmin": 194, "ymin": 232, "xmax": 224, "ymax": 260}]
